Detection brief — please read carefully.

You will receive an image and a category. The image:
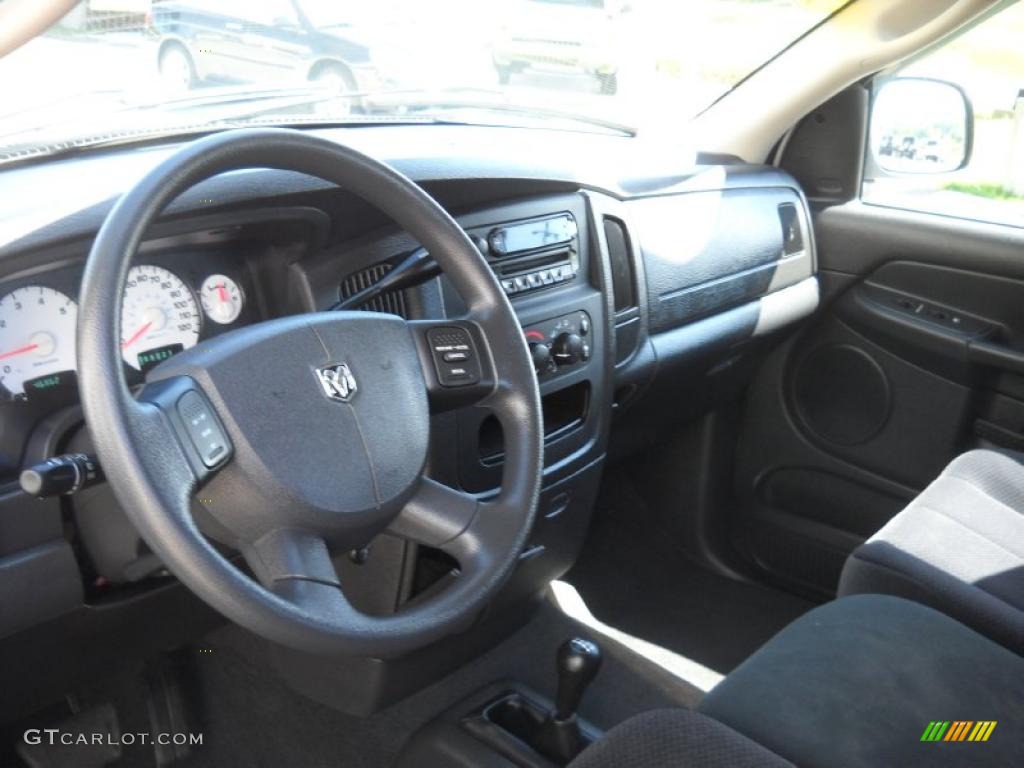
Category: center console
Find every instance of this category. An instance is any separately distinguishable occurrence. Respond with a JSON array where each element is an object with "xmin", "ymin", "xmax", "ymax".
[{"xmin": 452, "ymin": 199, "xmax": 609, "ymax": 497}]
